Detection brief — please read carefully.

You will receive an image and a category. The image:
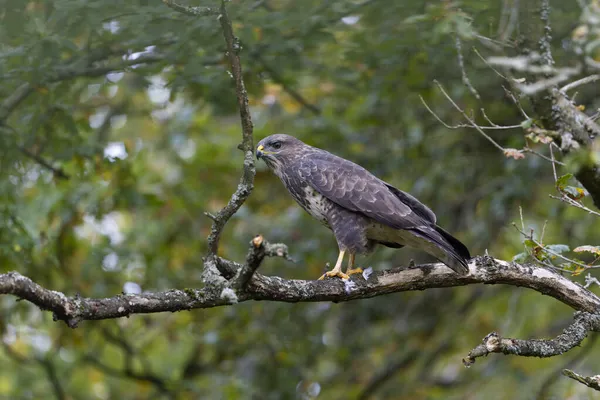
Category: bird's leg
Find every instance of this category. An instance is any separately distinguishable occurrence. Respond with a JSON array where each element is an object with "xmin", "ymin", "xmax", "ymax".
[
  {"xmin": 318, "ymin": 250, "xmax": 350, "ymax": 280},
  {"xmin": 345, "ymin": 253, "xmax": 363, "ymax": 276}
]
